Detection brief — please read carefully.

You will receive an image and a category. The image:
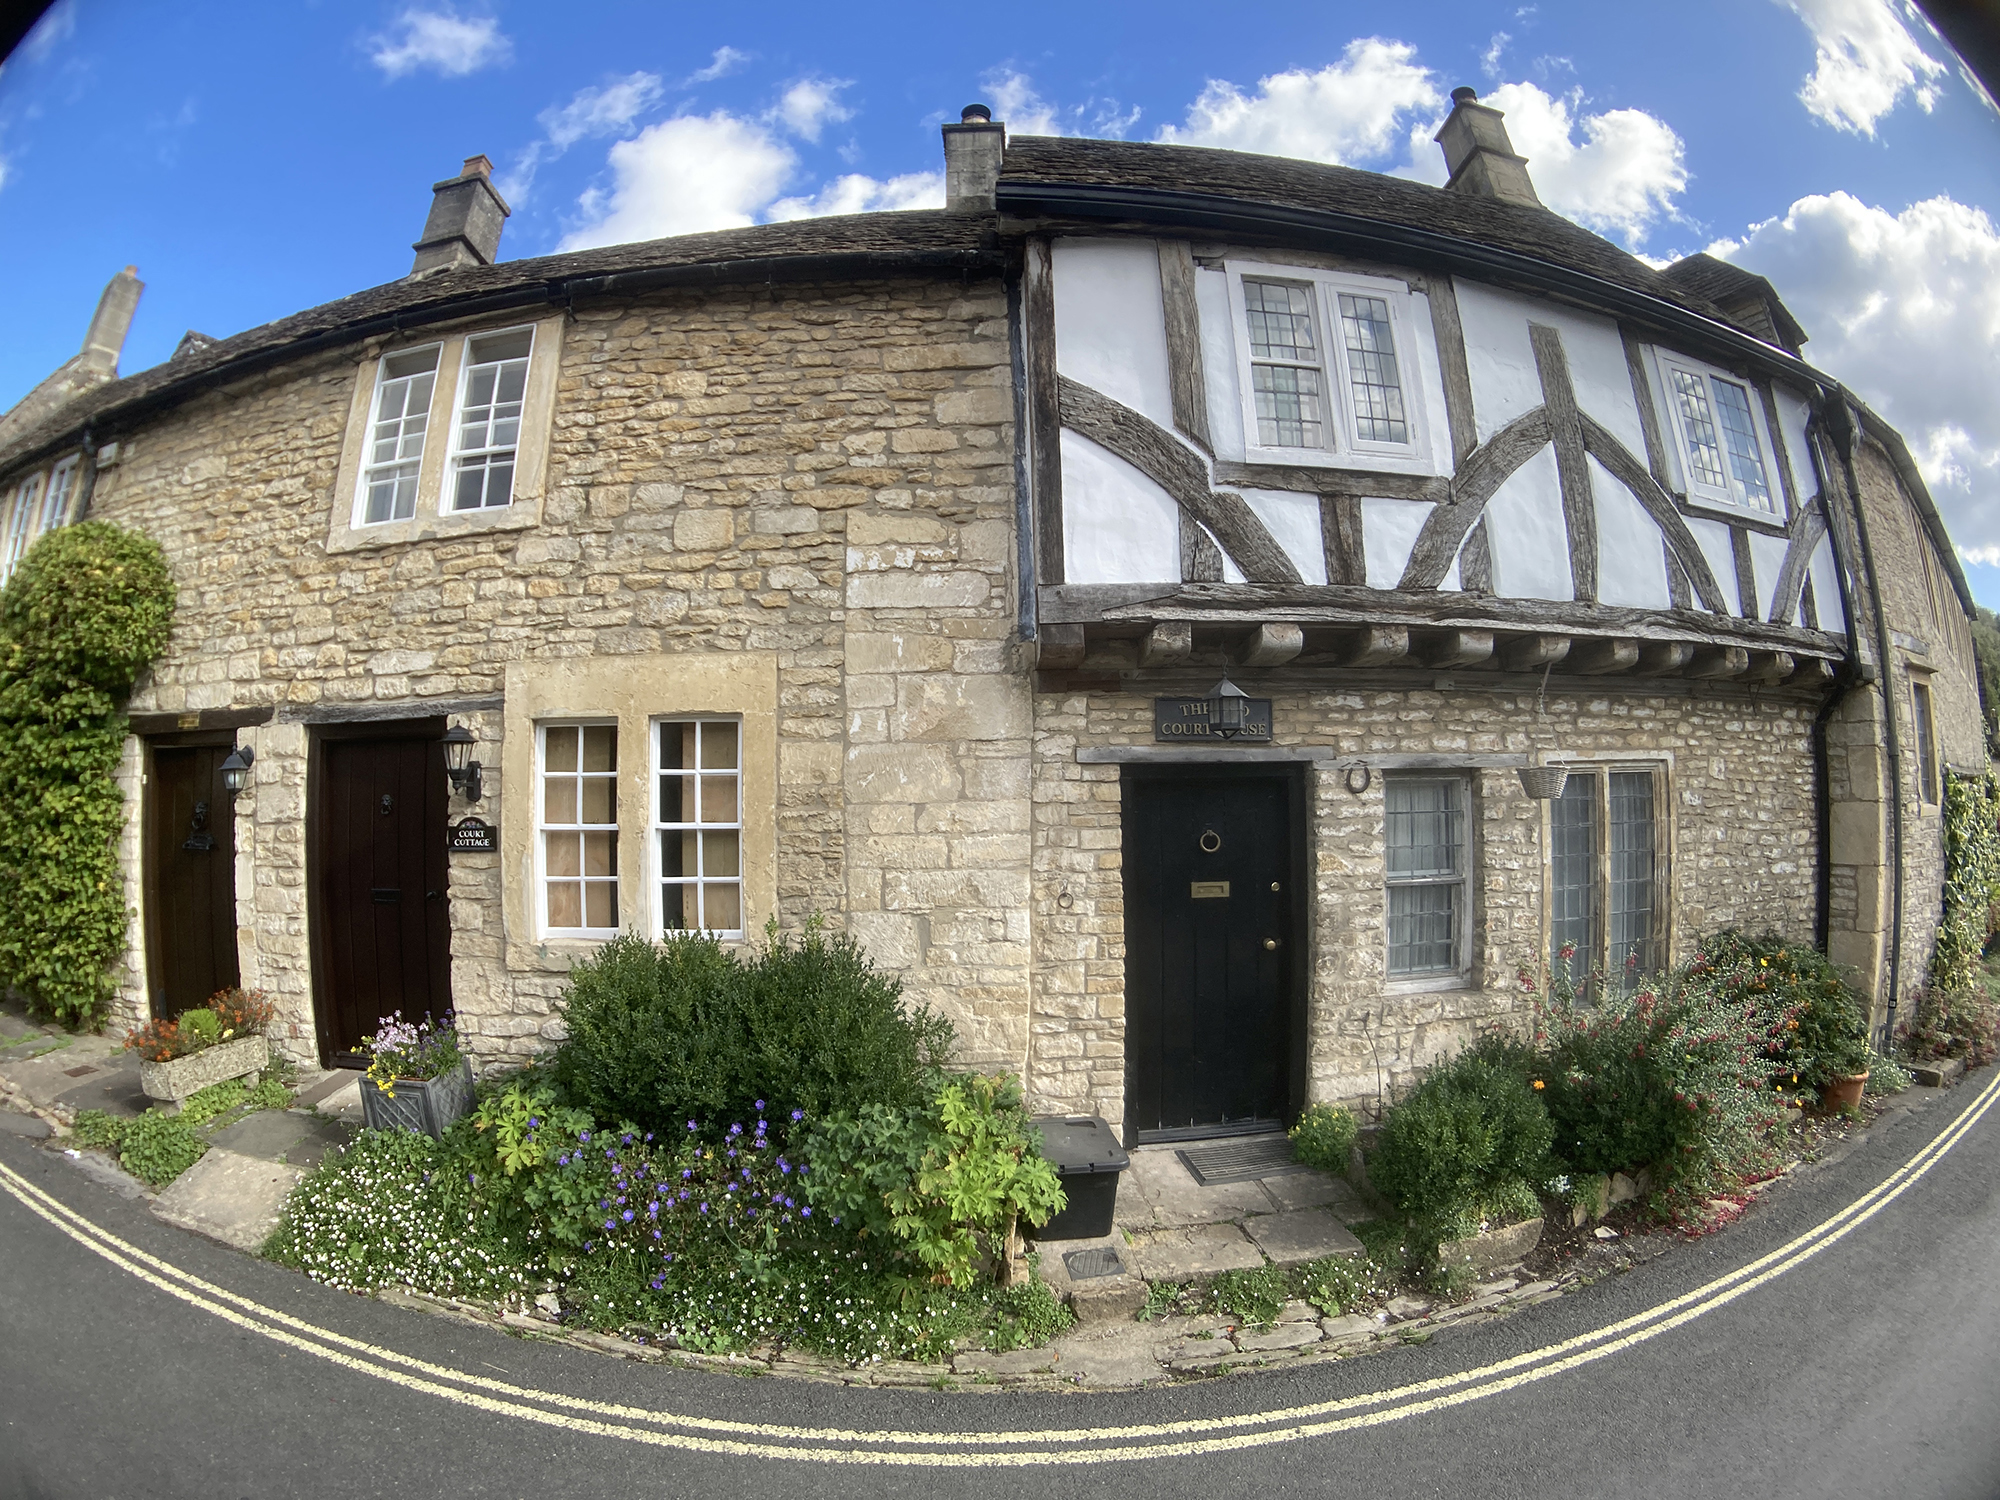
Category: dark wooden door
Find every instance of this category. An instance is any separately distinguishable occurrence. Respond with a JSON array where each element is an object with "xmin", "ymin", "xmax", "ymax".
[
  {"xmin": 1124, "ymin": 770, "xmax": 1300, "ymax": 1139},
  {"xmin": 143, "ymin": 742, "xmax": 240, "ymax": 1019},
  {"xmin": 311, "ymin": 728, "xmax": 451, "ymax": 1064}
]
